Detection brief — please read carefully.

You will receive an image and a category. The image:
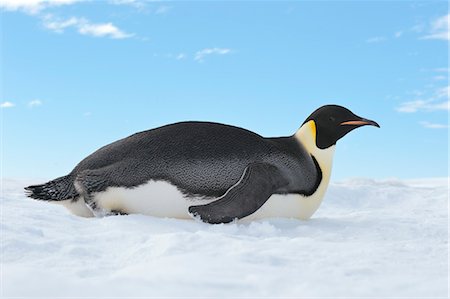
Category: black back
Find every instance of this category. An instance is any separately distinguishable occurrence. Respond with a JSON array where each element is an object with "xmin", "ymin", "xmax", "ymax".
[{"xmin": 71, "ymin": 122, "xmax": 320, "ymax": 198}]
